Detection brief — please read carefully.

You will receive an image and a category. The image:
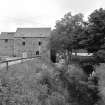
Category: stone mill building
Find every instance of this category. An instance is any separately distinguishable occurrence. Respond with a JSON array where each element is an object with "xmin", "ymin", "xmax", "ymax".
[{"xmin": 0, "ymin": 27, "xmax": 51, "ymax": 58}]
